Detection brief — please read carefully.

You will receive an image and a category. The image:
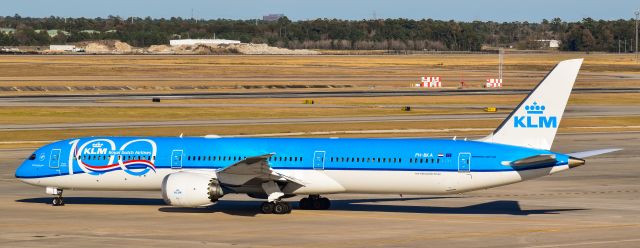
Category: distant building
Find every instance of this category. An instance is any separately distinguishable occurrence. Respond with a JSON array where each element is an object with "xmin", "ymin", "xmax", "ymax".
[
  {"xmin": 169, "ymin": 39, "xmax": 241, "ymax": 46},
  {"xmin": 263, "ymin": 14, "xmax": 285, "ymax": 22},
  {"xmin": 80, "ymin": 30, "xmax": 101, "ymax": 34},
  {"xmin": 49, "ymin": 45, "xmax": 82, "ymax": 52},
  {"xmin": 36, "ymin": 29, "xmax": 70, "ymax": 37},
  {"xmin": 535, "ymin": 39, "xmax": 561, "ymax": 48},
  {"xmin": 0, "ymin": 28, "xmax": 16, "ymax": 34}
]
